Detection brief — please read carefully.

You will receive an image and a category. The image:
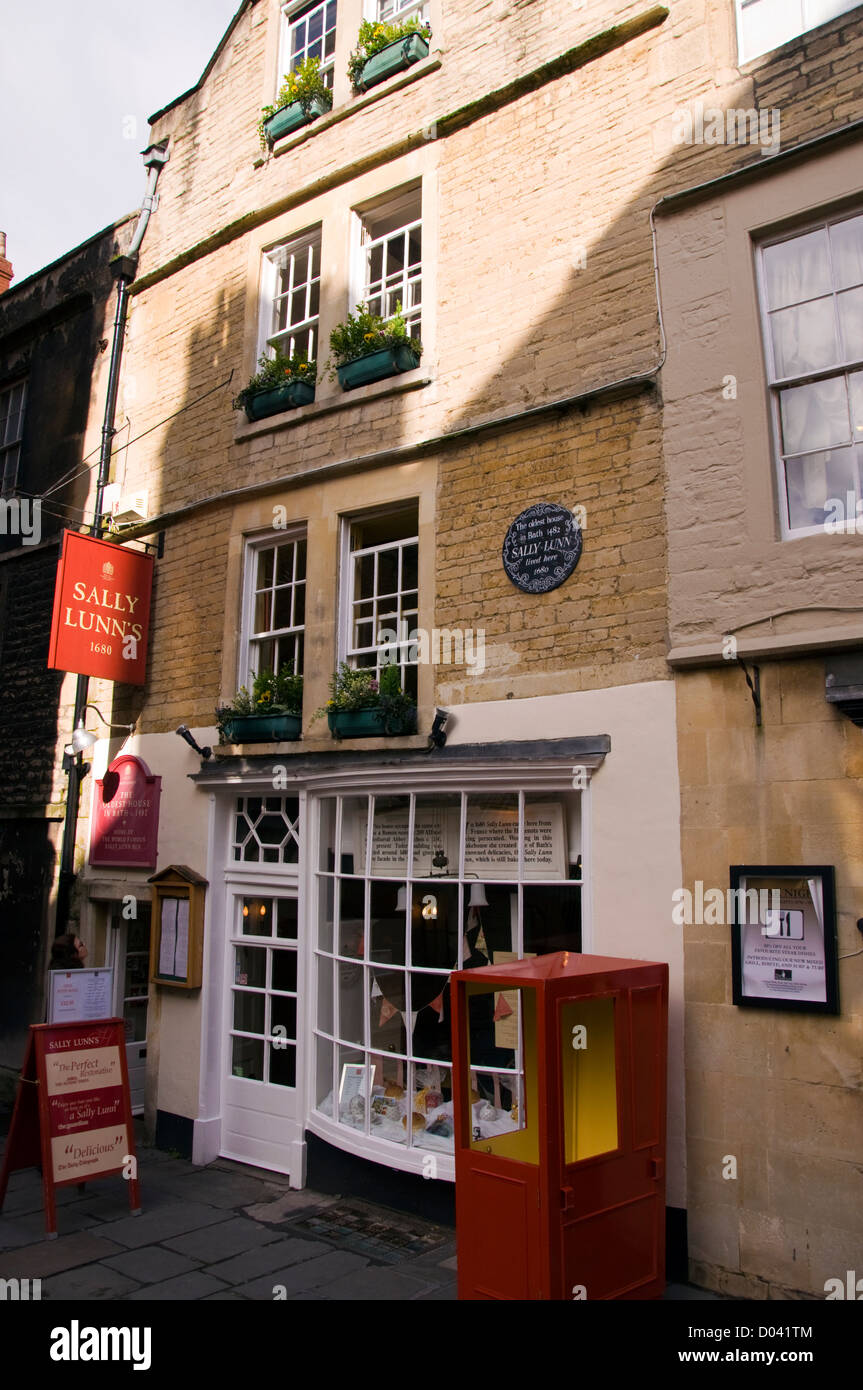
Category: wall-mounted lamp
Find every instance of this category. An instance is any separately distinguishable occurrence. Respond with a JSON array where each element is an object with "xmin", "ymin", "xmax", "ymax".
[
  {"xmin": 175, "ymin": 725, "xmax": 213, "ymax": 760},
  {"xmin": 468, "ymin": 882, "xmax": 488, "ymax": 909},
  {"xmin": 427, "ymin": 707, "xmax": 451, "ymax": 750},
  {"xmin": 64, "ymin": 704, "xmax": 136, "ymax": 757}
]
